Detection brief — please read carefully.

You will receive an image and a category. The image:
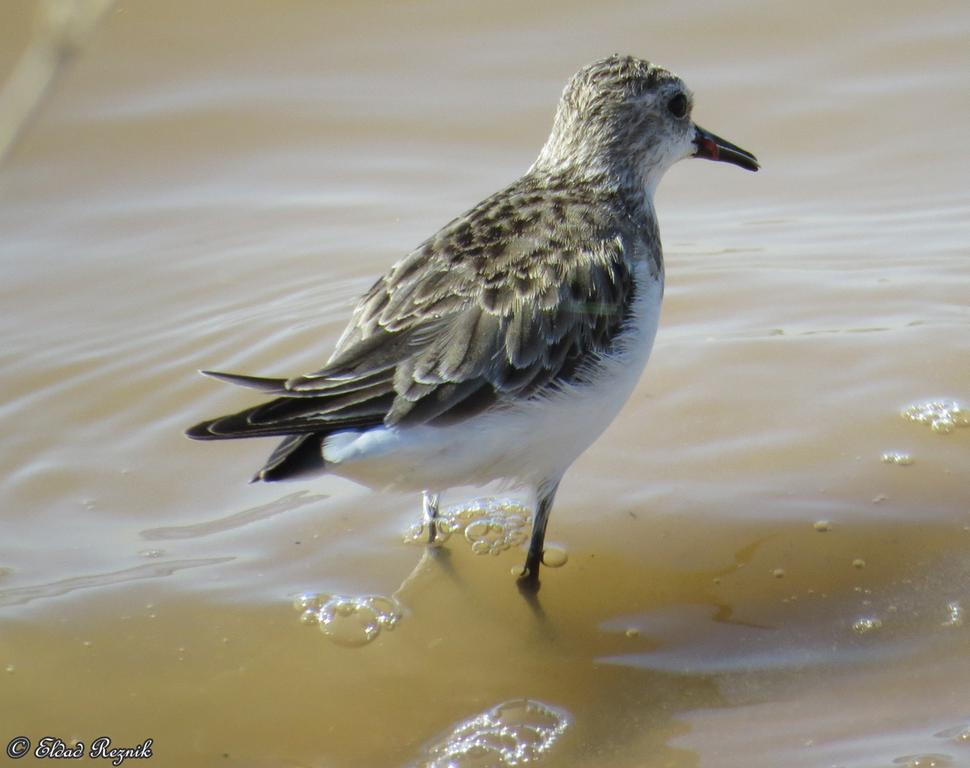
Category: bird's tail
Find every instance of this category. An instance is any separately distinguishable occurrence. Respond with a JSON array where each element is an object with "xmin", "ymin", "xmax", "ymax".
[
  {"xmin": 251, "ymin": 433, "xmax": 325, "ymax": 482},
  {"xmin": 185, "ymin": 369, "xmax": 387, "ymax": 482}
]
